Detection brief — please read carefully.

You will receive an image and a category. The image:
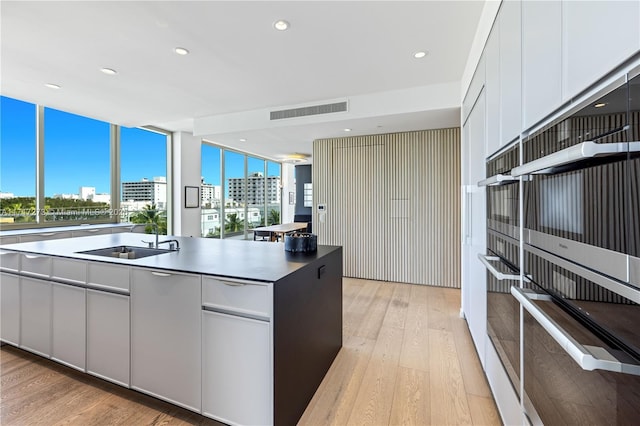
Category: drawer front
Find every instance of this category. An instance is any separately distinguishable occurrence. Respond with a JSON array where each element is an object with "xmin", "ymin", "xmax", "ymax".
[
  {"xmin": 51, "ymin": 258, "xmax": 87, "ymax": 285},
  {"xmin": 202, "ymin": 277, "xmax": 271, "ymax": 319},
  {"xmin": 88, "ymin": 263, "xmax": 129, "ymax": 292},
  {"xmin": 71, "ymin": 228, "xmax": 112, "ymax": 237},
  {"xmin": 0, "ymin": 236, "xmax": 19, "ymax": 245},
  {"xmin": 20, "ymin": 231, "xmax": 73, "ymax": 242},
  {"xmin": 0, "ymin": 250, "xmax": 20, "ymax": 272},
  {"xmin": 20, "ymin": 254, "xmax": 51, "ymax": 278}
]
